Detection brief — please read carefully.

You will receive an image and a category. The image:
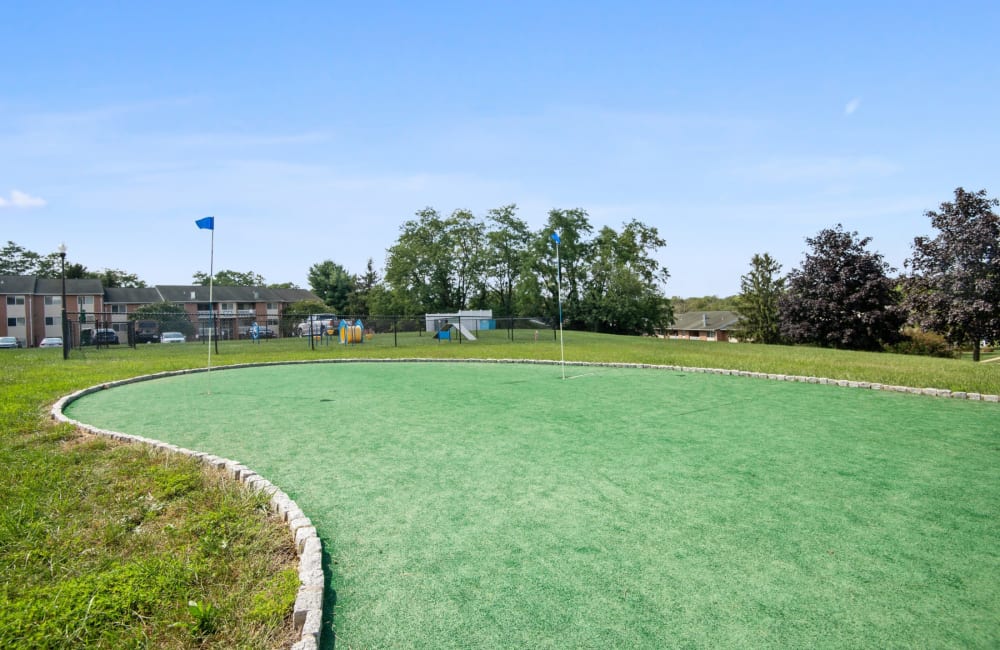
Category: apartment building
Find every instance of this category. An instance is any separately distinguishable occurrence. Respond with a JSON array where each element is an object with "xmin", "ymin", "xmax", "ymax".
[{"xmin": 0, "ymin": 275, "xmax": 319, "ymax": 346}]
